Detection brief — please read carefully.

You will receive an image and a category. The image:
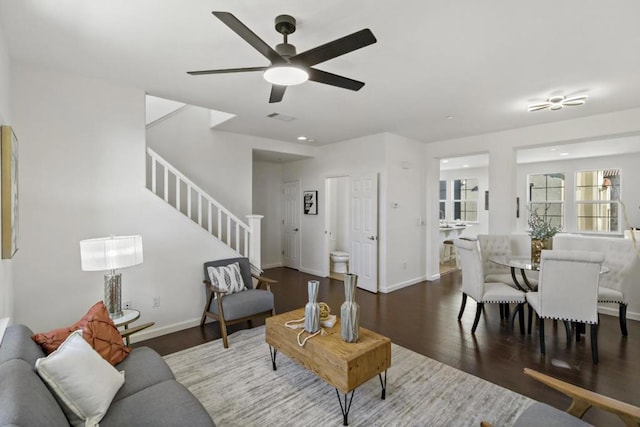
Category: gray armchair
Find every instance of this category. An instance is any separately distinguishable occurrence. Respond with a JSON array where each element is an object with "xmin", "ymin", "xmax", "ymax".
[{"xmin": 200, "ymin": 257, "xmax": 277, "ymax": 348}]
